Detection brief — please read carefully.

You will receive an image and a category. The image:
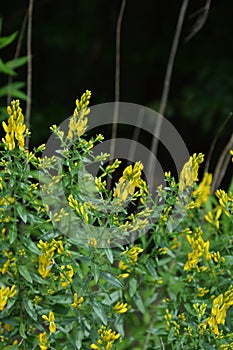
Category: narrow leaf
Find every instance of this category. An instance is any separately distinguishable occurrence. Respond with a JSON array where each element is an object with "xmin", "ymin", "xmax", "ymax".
[
  {"xmin": 100, "ymin": 271, "xmax": 123, "ymax": 288},
  {"xmin": 6, "ymin": 56, "xmax": 28, "ymax": 69},
  {"xmin": 134, "ymin": 292, "xmax": 145, "ymax": 314},
  {"xmin": 23, "ymin": 299, "xmax": 37, "ymax": 321},
  {"xmin": 93, "ymin": 301, "xmax": 107, "ymax": 325},
  {"xmin": 19, "ymin": 322, "xmax": 27, "ymax": 339},
  {"xmin": 129, "ymin": 277, "xmax": 137, "ymax": 297},
  {"xmin": 0, "ymin": 31, "xmax": 18, "ymax": 50},
  {"xmin": 9, "ymin": 225, "xmax": 17, "ymax": 244},
  {"xmin": 0, "ymin": 58, "xmax": 16, "ymax": 75},
  {"xmin": 18, "ymin": 265, "xmax": 33, "ymax": 284}
]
